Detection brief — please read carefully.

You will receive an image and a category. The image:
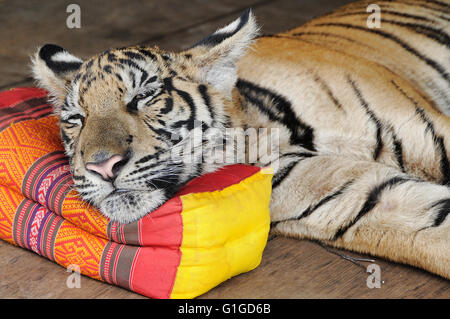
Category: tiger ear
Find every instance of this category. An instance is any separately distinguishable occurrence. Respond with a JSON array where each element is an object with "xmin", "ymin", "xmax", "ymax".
[
  {"xmin": 184, "ymin": 9, "xmax": 259, "ymax": 98},
  {"xmin": 31, "ymin": 44, "xmax": 83, "ymax": 111}
]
